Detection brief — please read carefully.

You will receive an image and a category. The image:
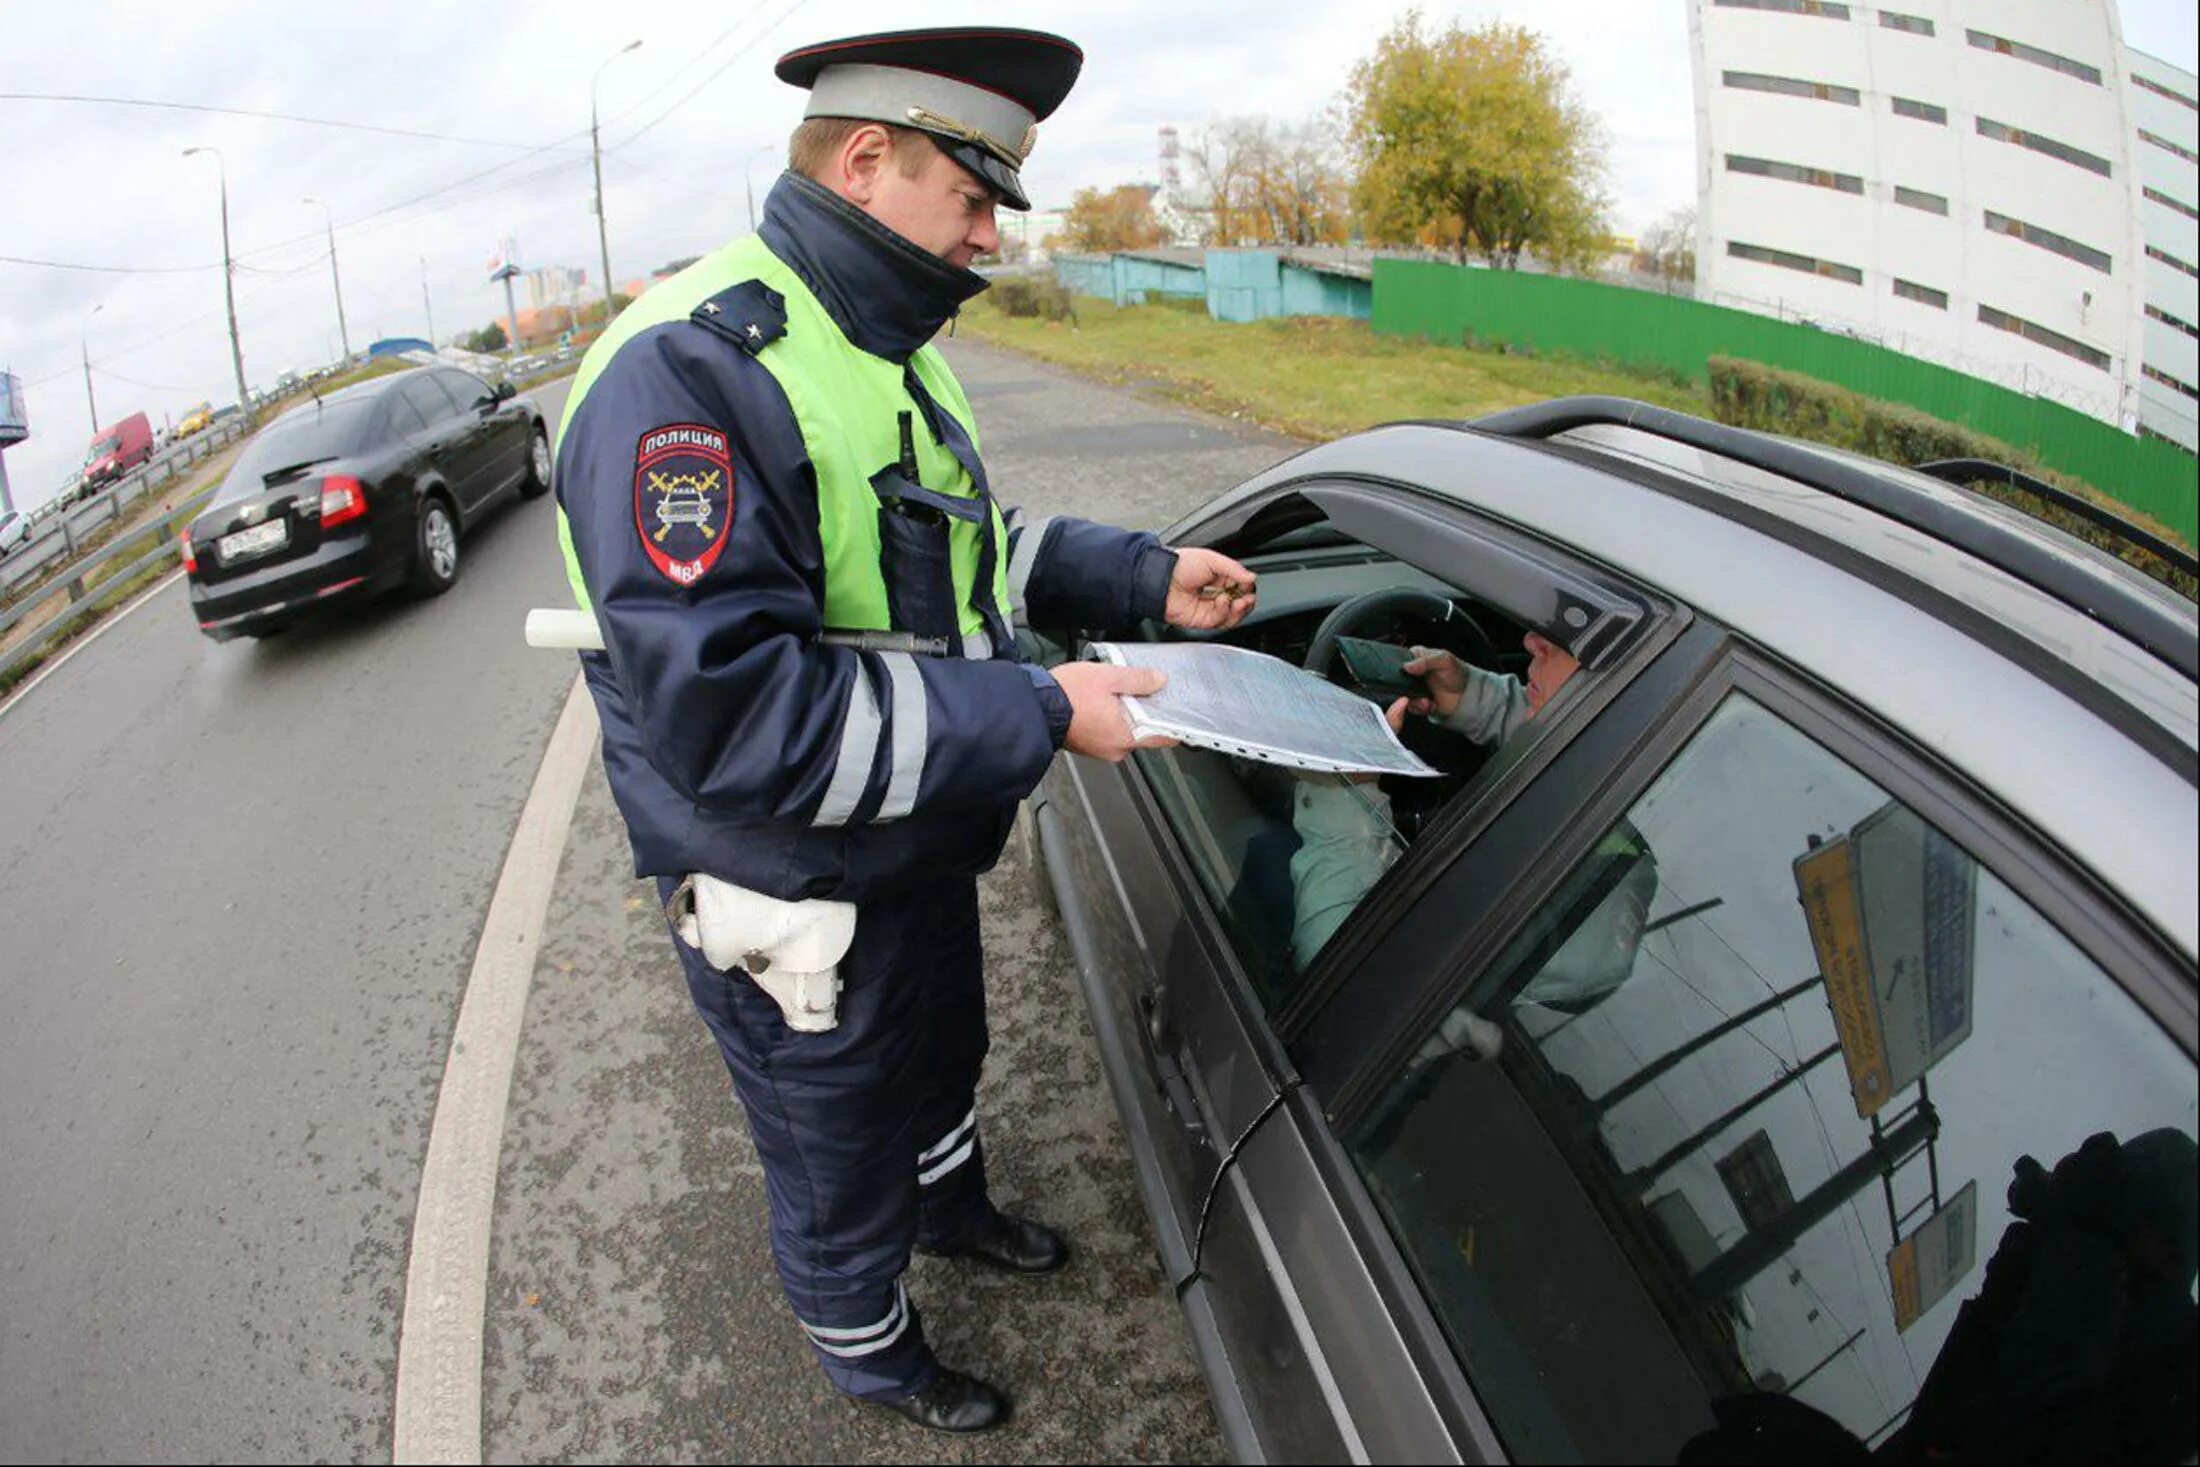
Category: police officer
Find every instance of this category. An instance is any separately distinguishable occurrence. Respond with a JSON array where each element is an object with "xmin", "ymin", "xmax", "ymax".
[{"xmin": 553, "ymin": 26, "xmax": 1257, "ymax": 1434}]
